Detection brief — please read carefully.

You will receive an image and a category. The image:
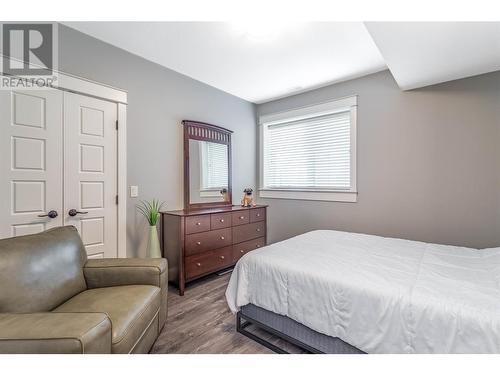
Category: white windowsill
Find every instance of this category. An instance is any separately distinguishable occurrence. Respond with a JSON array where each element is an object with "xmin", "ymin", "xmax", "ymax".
[
  {"xmin": 199, "ymin": 189, "xmax": 223, "ymax": 198},
  {"xmin": 259, "ymin": 189, "xmax": 357, "ymax": 203}
]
